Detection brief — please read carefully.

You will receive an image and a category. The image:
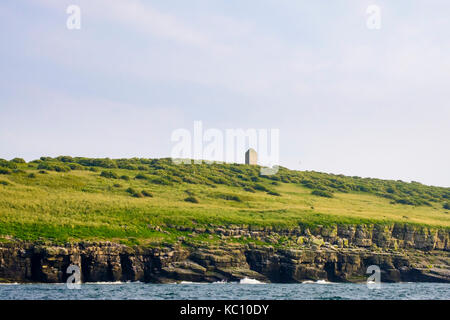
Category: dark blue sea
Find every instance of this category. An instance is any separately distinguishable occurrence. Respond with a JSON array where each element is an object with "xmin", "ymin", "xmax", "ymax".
[{"xmin": 0, "ymin": 280, "xmax": 449, "ymax": 300}]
